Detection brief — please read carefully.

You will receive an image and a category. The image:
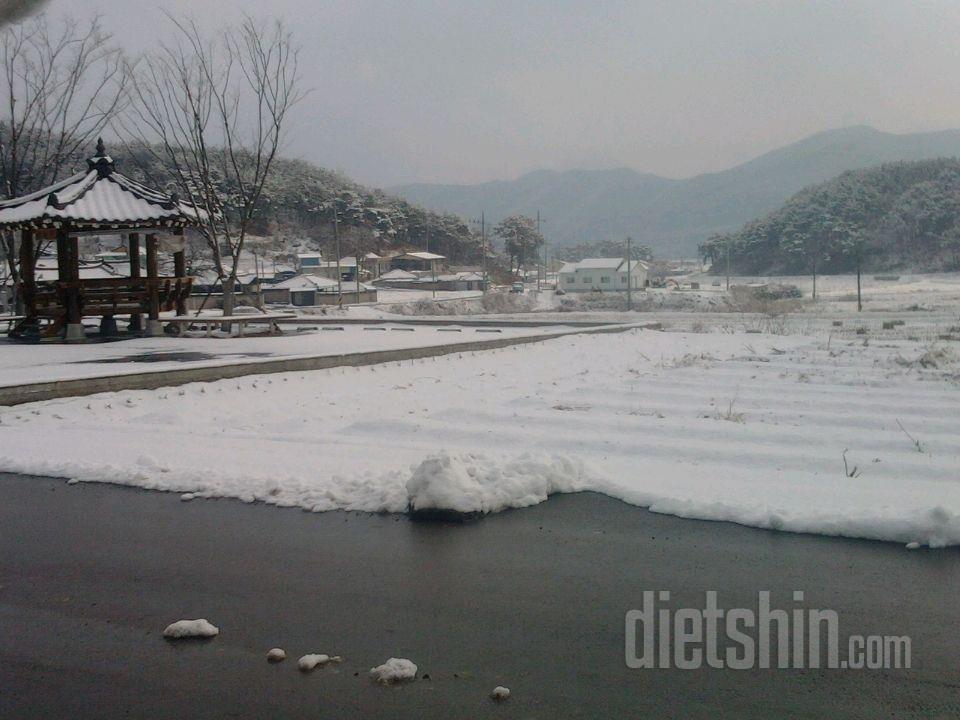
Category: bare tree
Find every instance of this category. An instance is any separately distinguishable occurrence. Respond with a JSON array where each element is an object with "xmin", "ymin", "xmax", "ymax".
[
  {"xmin": 121, "ymin": 15, "xmax": 302, "ymax": 323},
  {"xmin": 0, "ymin": 13, "xmax": 125, "ymax": 307}
]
